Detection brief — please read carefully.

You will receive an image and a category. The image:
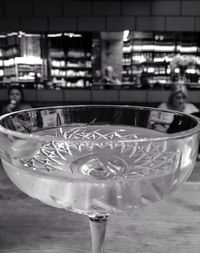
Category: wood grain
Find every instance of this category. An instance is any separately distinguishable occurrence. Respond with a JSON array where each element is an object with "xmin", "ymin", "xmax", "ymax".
[{"xmin": 0, "ymin": 162, "xmax": 200, "ymax": 253}]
